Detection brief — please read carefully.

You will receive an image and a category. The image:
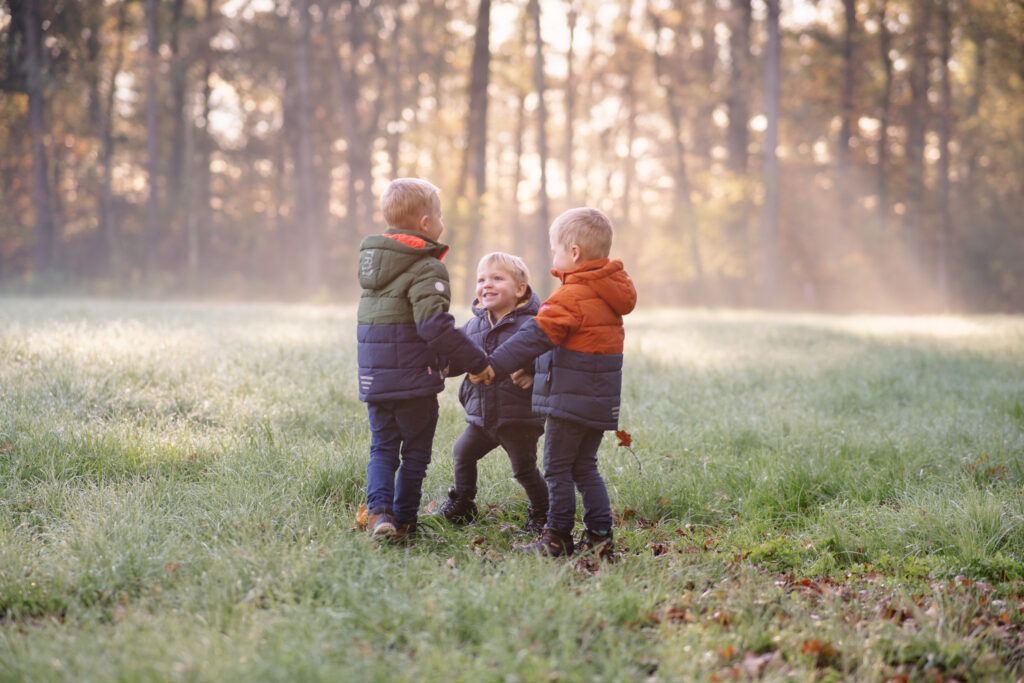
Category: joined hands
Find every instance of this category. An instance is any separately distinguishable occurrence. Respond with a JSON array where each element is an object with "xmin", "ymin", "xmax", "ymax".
[{"xmin": 468, "ymin": 365, "xmax": 495, "ymax": 385}]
